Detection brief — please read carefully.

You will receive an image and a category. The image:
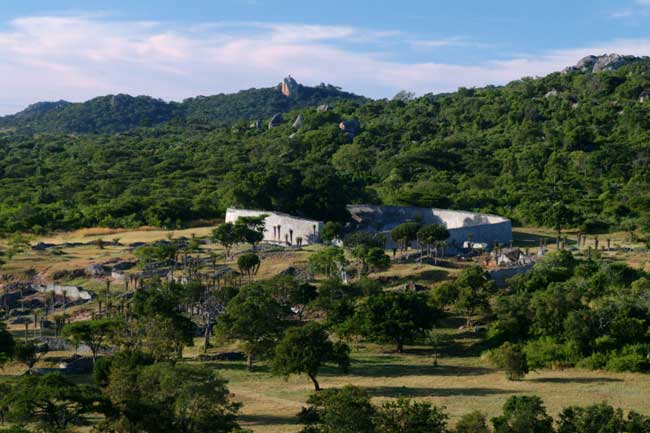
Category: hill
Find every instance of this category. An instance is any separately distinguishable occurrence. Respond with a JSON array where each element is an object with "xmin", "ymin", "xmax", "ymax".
[
  {"xmin": 0, "ymin": 77, "xmax": 366, "ymax": 133},
  {"xmin": 0, "ymin": 55, "xmax": 649, "ymax": 234}
]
